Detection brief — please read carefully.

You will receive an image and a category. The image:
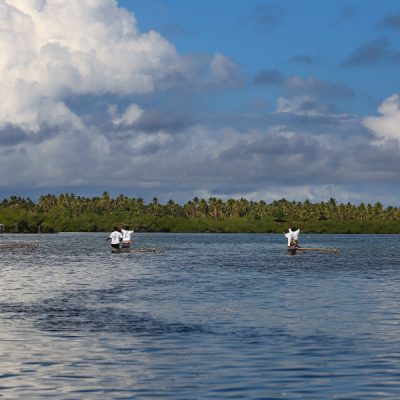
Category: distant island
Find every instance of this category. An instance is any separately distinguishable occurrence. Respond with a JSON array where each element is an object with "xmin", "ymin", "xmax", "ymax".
[{"xmin": 0, "ymin": 192, "xmax": 399, "ymax": 234}]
